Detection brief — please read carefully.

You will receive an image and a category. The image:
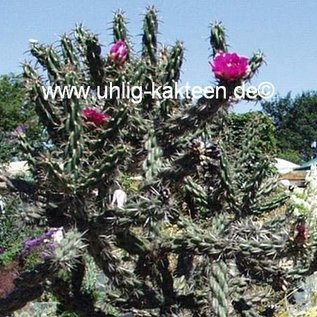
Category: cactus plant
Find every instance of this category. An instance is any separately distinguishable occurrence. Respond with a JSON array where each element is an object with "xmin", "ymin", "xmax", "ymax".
[{"xmin": 1, "ymin": 6, "xmax": 317, "ymax": 317}]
